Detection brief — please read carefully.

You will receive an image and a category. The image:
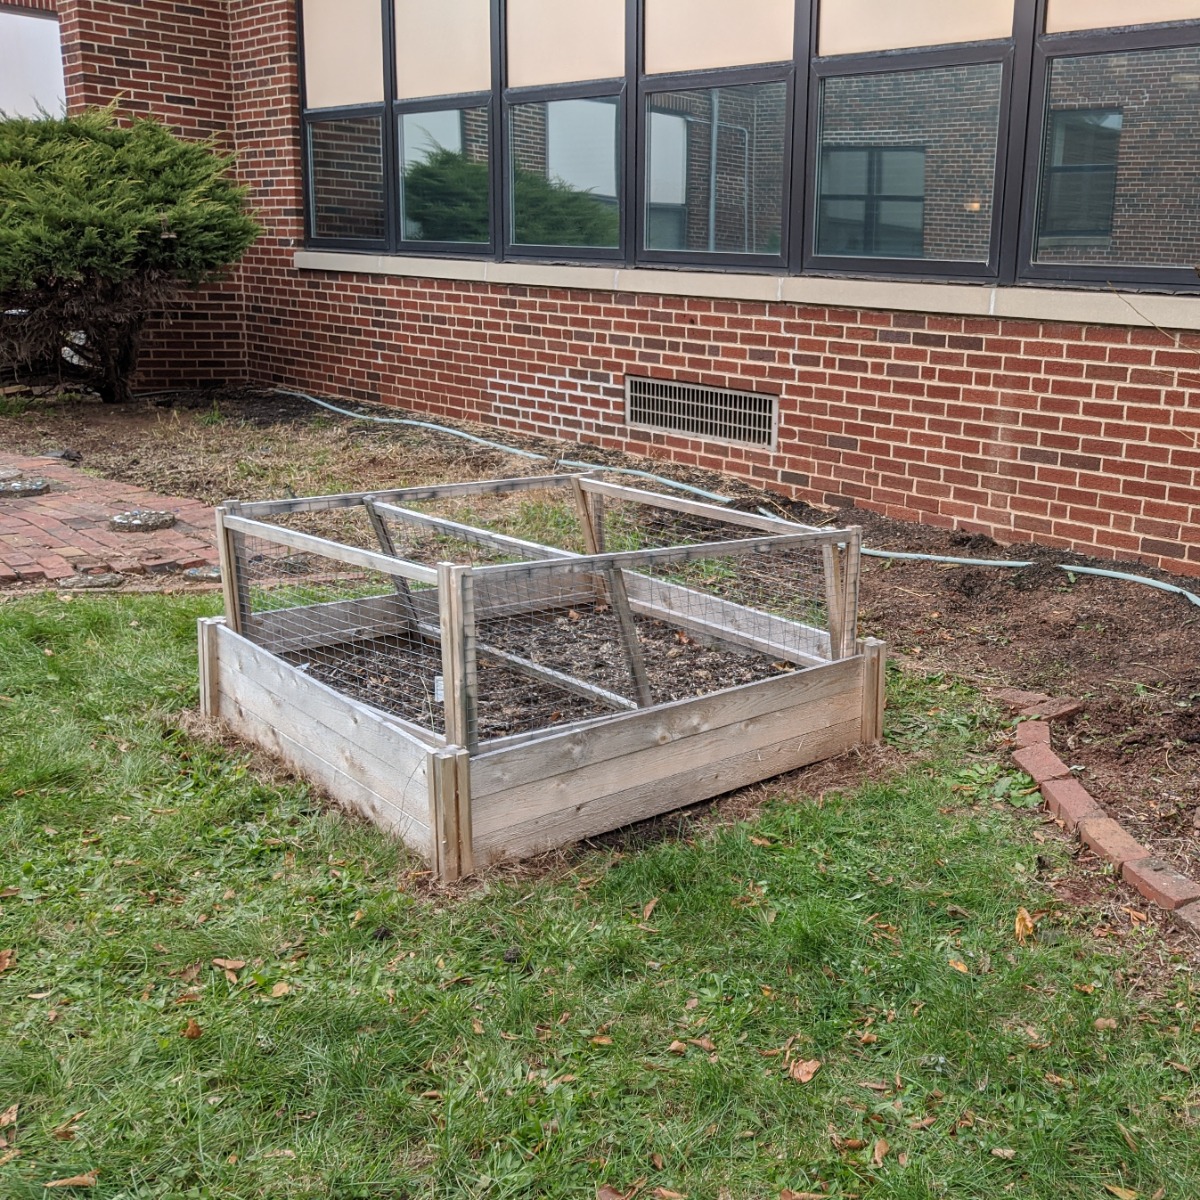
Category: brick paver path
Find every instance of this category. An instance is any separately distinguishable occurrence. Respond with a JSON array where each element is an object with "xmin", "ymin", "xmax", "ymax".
[{"xmin": 0, "ymin": 453, "xmax": 218, "ymax": 585}]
